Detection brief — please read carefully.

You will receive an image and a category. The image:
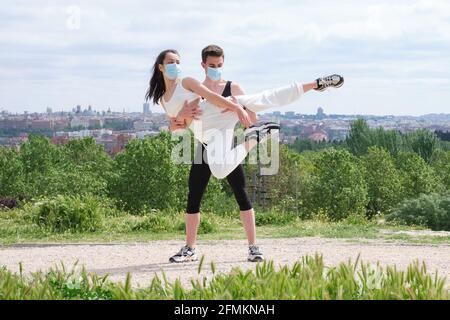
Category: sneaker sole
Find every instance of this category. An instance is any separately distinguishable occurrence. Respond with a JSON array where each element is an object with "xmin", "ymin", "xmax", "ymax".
[
  {"xmin": 169, "ymin": 255, "xmax": 199, "ymax": 263},
  {"xmin": 248, "ymin": 256, "xmax": 264, "ymax": 262}
]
